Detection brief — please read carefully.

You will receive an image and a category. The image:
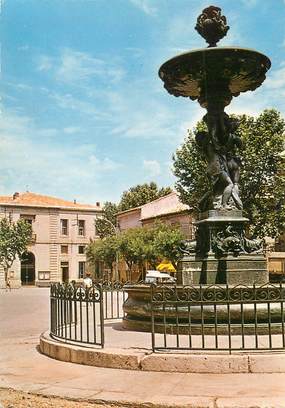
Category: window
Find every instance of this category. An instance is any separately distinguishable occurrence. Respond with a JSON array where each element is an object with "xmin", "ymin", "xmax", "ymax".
[
  {"xmin": 78, "ymin": 261, "xmax": 86, "ymax": 279},
  {"xmin": 61, "ymin": 245, "xmax": 68, "ymax": 254},
  {"xmin": 78, "ymin": 220, "xmax": 85, "ymax": 236},
  {"xmin": 20, "ymin": 214, "xmax": 35, "ymax": 225},
  {"xmin": 78, "ymin": 245, "xmax": 85, "ymax": 254},
  {"xmin": 60, "ymin": 219, "xmax": 68, "ymax": 235},
  {"xmin": 38, "ymin": 271, "xmax": 50, "ymax": 280}
]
